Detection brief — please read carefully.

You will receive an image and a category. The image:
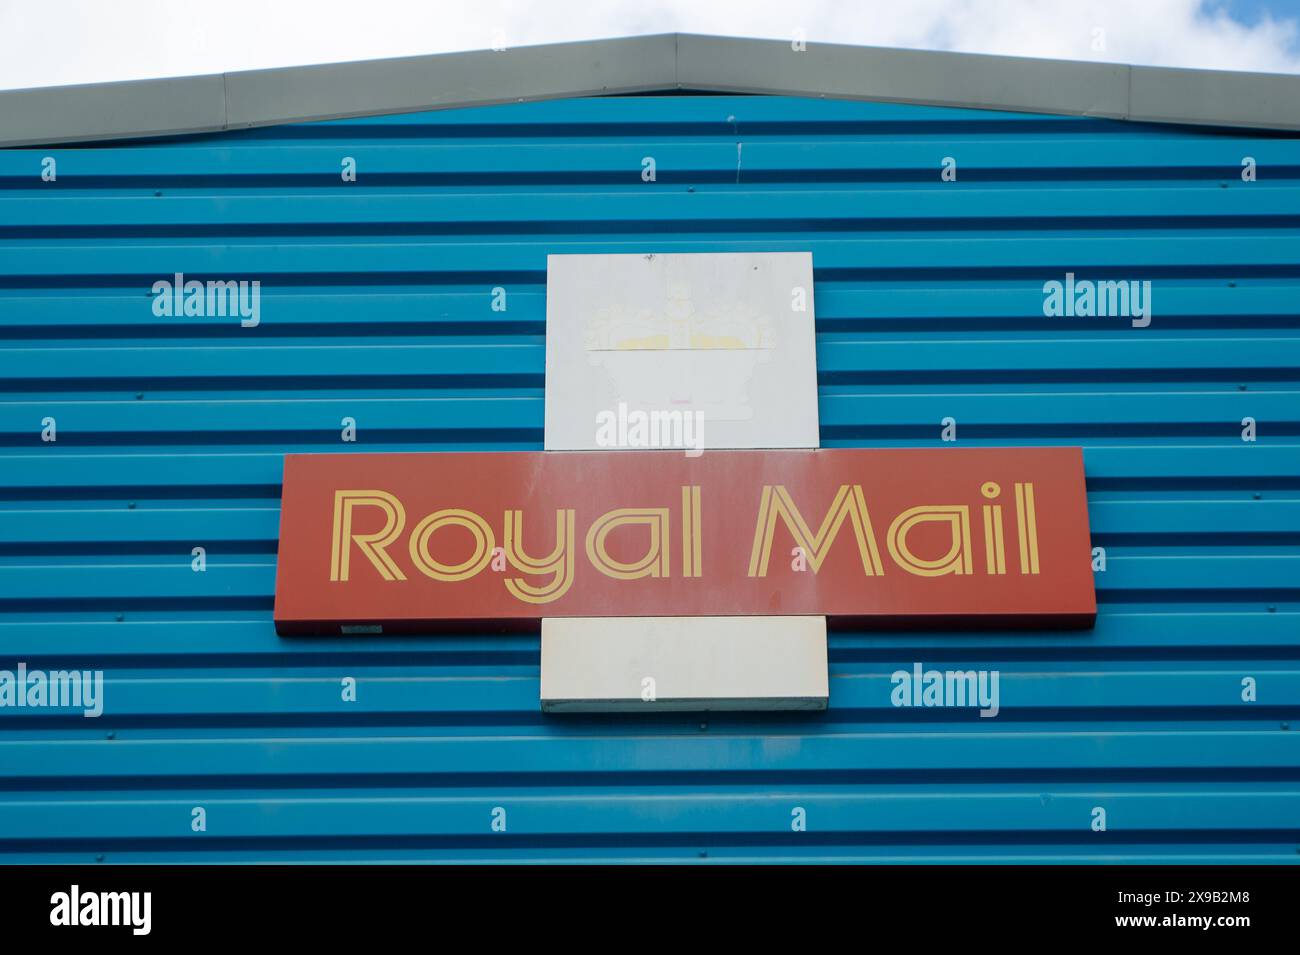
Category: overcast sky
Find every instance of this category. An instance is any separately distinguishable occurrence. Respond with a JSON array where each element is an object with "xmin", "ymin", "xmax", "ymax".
[{"xmin": 2, "ymin": 0, "xmax": 1300, "ymax": 90}]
